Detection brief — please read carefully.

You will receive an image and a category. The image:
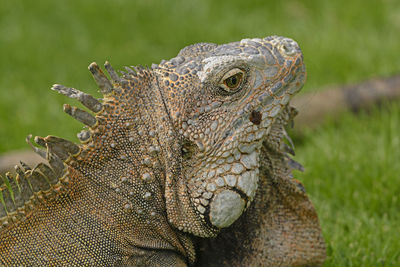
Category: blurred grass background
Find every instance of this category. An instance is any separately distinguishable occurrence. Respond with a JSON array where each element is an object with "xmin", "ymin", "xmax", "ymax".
[{"xmin": 0, "ymin": 0, "xmax": 399, "ymax": 265}]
